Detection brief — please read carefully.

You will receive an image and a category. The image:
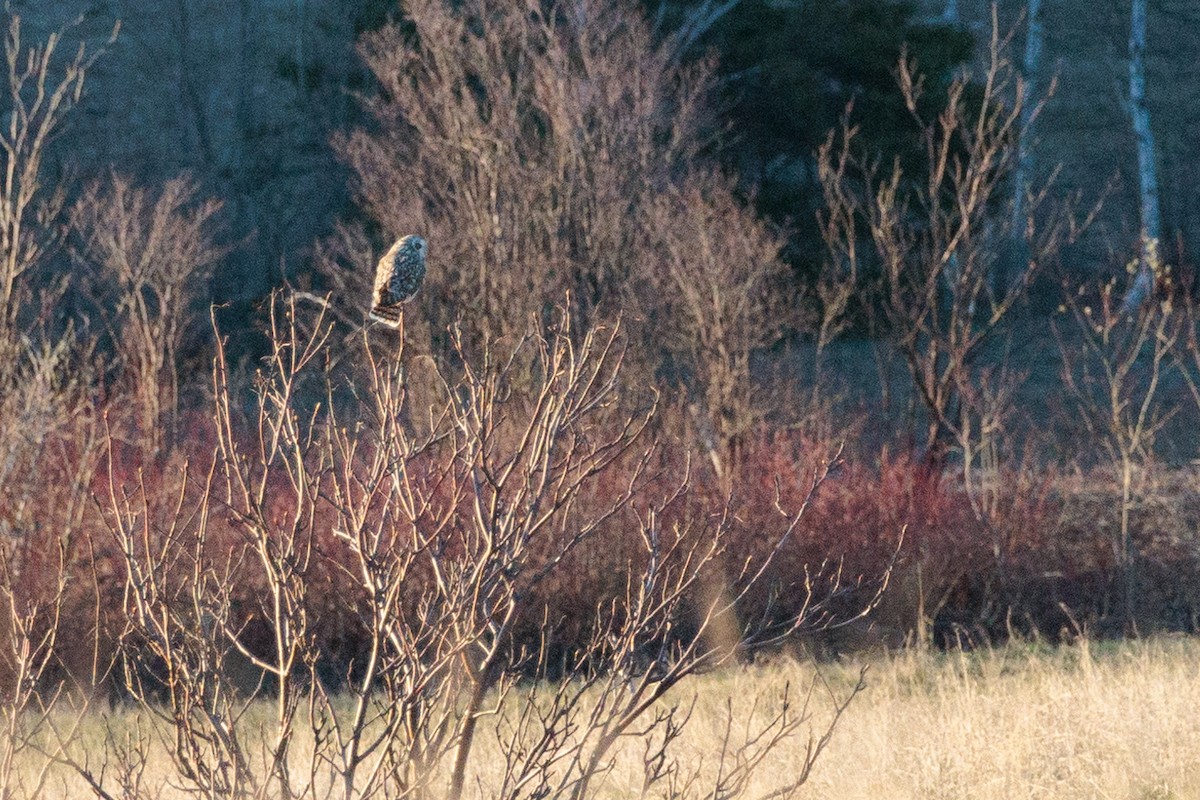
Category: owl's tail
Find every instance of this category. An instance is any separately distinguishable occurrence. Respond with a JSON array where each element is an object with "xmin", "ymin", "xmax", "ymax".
[{"xmin": 369, "ymin": 304, "xmax": 404, "ymax": 328}]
